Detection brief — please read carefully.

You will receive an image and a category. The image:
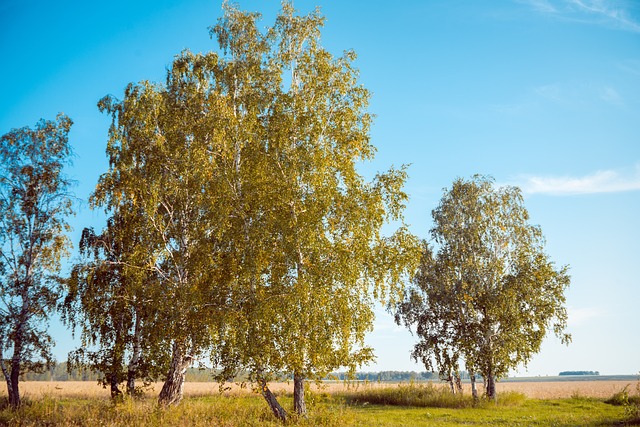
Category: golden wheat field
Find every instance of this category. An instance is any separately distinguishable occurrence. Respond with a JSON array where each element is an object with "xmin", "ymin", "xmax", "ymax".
[{"xmin": 1, "ymin": 379, "xmax": 633, "ymax": 401}]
